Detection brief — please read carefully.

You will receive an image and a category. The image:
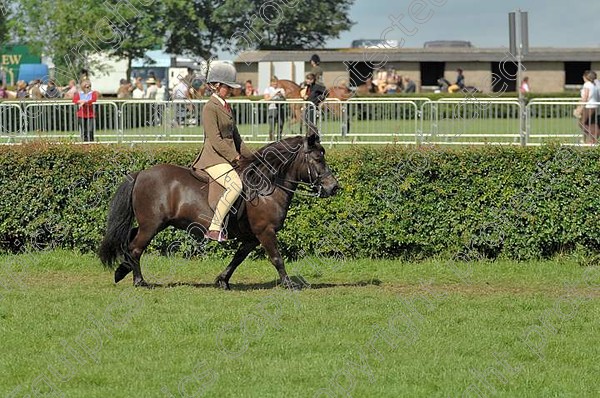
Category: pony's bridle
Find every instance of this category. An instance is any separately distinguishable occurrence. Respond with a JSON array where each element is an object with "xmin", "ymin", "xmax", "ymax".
[{"xmin": 275, "ymin": 151, "xmax": 332, "ymax": 197}]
